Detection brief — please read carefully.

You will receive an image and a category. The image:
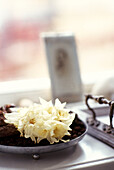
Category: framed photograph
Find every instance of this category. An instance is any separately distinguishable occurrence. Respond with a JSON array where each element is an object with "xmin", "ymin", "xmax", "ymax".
[{"xmin": 42, "ymin": 32, "xmax": 83, "ymax": 103}]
